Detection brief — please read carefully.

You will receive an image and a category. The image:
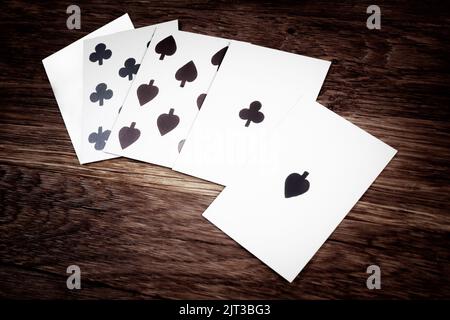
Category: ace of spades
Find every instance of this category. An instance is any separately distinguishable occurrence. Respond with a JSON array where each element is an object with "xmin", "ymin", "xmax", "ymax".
[
  {"xmin": 203, "ymin": 99, "xmax": 397, "ymax": 282},
  {"xmin": 105, "ymin": 30, "xmax": 230, "ymax": 167}
]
